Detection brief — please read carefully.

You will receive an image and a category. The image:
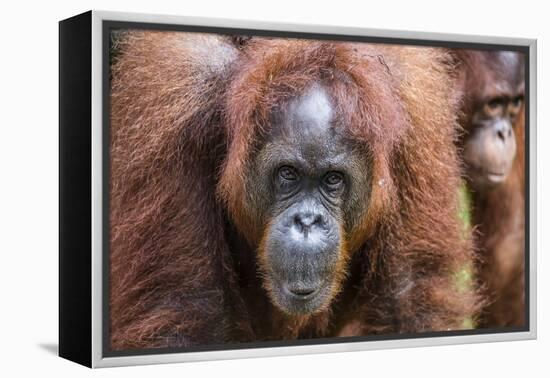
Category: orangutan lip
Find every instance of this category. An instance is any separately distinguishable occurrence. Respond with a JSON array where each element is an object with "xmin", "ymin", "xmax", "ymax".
[
  {"xmin": 486, "ymin": 173, "xmax": 506, "ymax": 182},
  {"xmin": 470, "ymin": 164, "xmax": 507, "ymax": 182},
  {"xmin": 270, "ymin": 274, "xmax": 327, "ymax": 302},
  {"xmin": 284, "ymin": 285, "xmax": 321, "ymax": 300}
]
